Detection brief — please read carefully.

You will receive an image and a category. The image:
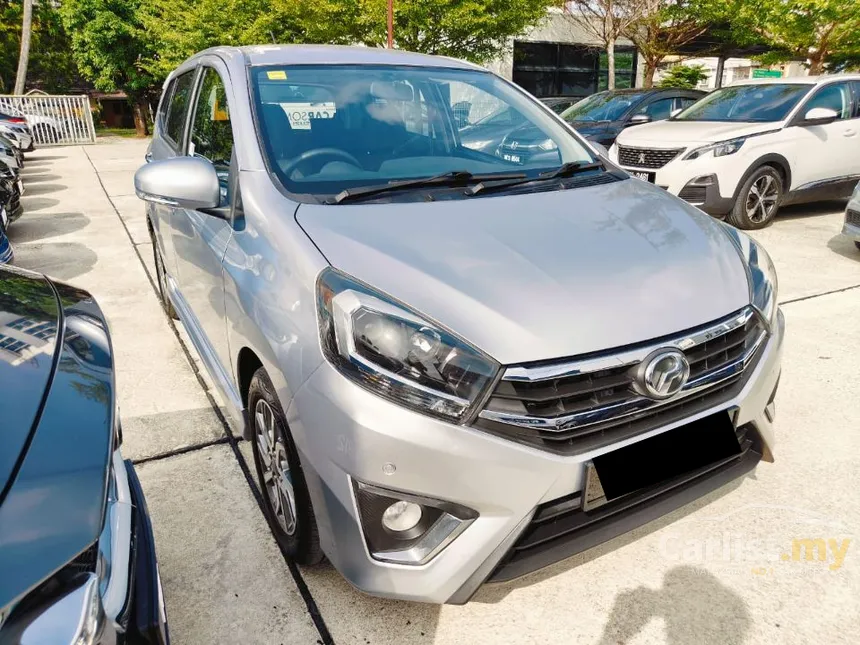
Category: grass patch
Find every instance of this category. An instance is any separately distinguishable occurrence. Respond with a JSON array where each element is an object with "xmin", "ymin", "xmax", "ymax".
[{"xmin": 95, "ymin": 127, "xmax": 143, "ymax": 138}]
